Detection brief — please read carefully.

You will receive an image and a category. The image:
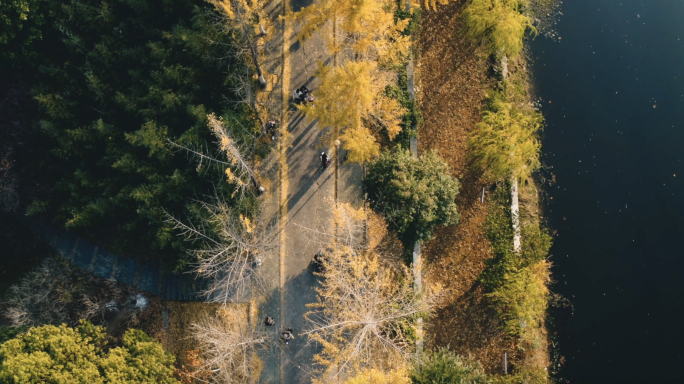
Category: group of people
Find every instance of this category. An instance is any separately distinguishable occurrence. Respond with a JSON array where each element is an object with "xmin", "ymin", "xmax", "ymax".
[
  {"xmin": 293, "ymin": 85, "xmax": 313, "ymax": 103},
  {"xmin": 262, "ymin": 85, "xmax": 312, "ymax": 142},
  {"xmin": 263, "ymin": 251, "xmax": 328, "ymax": 345},
  {"xmin": 264, "ymin": 316, "xmax": 295, "ymax": 345}
]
